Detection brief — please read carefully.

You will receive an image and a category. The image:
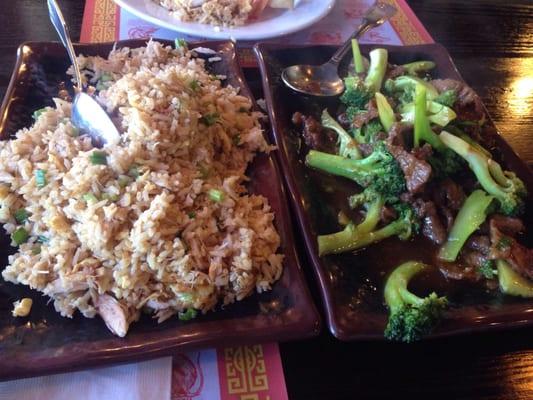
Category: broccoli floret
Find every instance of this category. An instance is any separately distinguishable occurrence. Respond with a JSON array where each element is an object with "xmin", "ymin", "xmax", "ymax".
[
  {"xmin": 384, "ymin": 261, "xmax": 448, "ymax": 343},
  {"xmin": 305, "ymin": 141, "xmax": 406, "ymax": 198},
  {"xmin": 433, "ymin": 90, "xmax": 457, "ymax": 107},
  {"xmin": 439, "ymin": 131, "xmax": 527, "ymax": 216},
  {"xmin": 341, "ymin": 48, "xmax": 388, "ymax": 109},
  {"xmin": 349, "ymin": 118, "xmax": 384, "ymax": 145},
  {"xmin": 478, "ymin": 260, "xmax": 497, "ymax": 279},
  {"xmin": 317, "ymin": 203, "xmax": 417, "ymax": 256},
  {"xmin": 388, "ymin": 75, "xmax": 439, "ymax": 106},
  {"xmin": 321, "ymin": 109, "xmax": 361, "ymax": 159},
  {"xmin": 438, "ymin": 190, "xmax": 494, "ymax": 262}
]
